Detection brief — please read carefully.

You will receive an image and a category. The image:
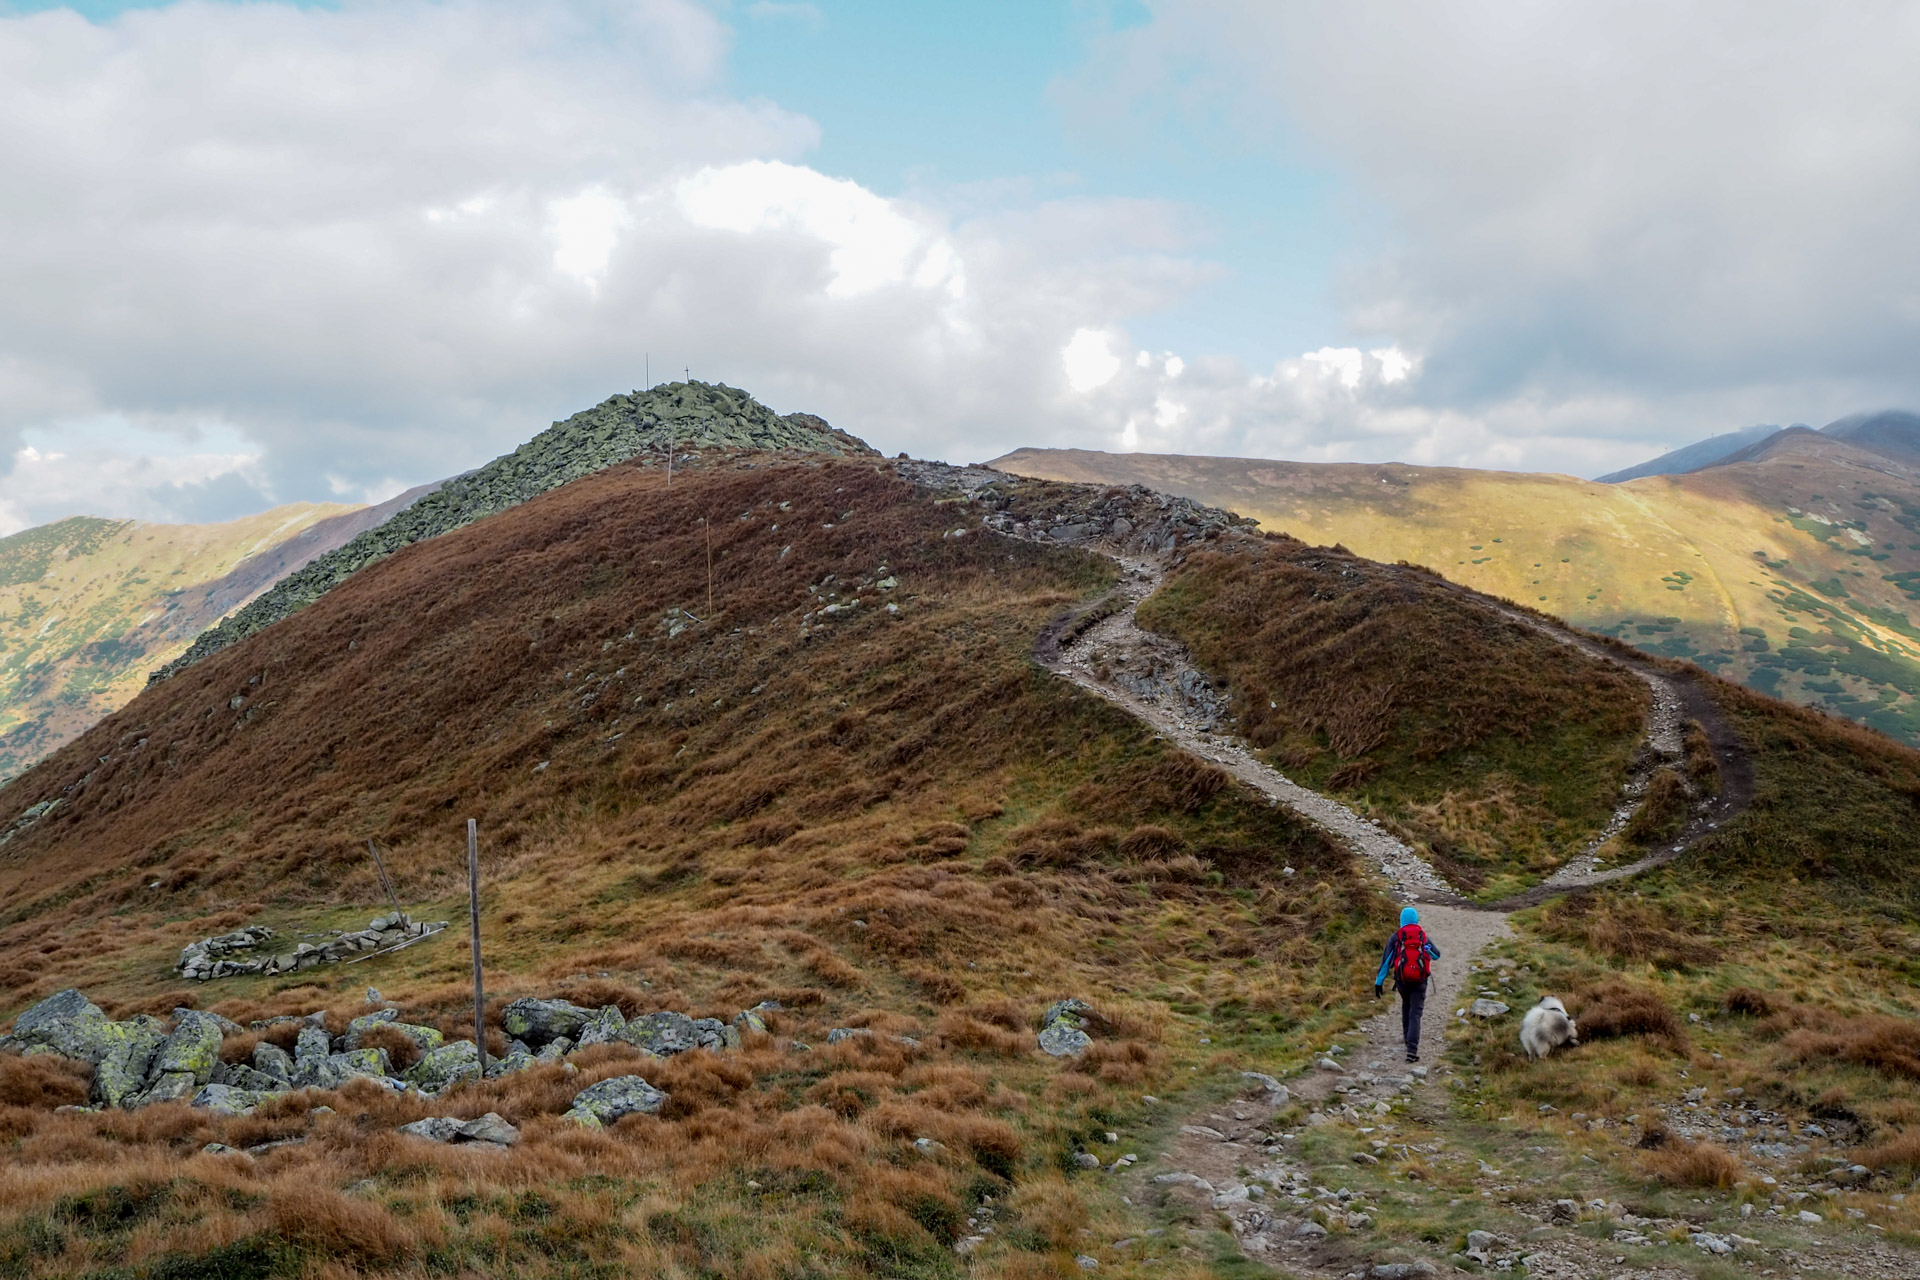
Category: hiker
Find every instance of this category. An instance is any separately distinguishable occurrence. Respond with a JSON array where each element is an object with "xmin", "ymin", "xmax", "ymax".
[{"xmin": 1374, "ymin": 906, "xmax": 1441, "ymax": 1063}]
